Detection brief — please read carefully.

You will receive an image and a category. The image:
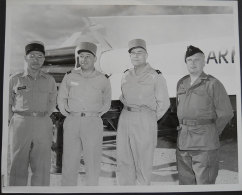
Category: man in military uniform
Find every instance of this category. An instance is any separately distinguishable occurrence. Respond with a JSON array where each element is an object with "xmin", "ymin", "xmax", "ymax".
[
  {"xmin": 8, "ymin": 41, "xmax": 57, "ymax": 186},
  {"xmin": 176, "ymin": 45, "xmax": 234, "ymax": 185},
  {"xmin": 116, "ymin": 39, "xmax": 170, "ymax": 185},
  {"xmin": 57, "ymin": 42, "xmax": 111, "ymax": 186}
]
